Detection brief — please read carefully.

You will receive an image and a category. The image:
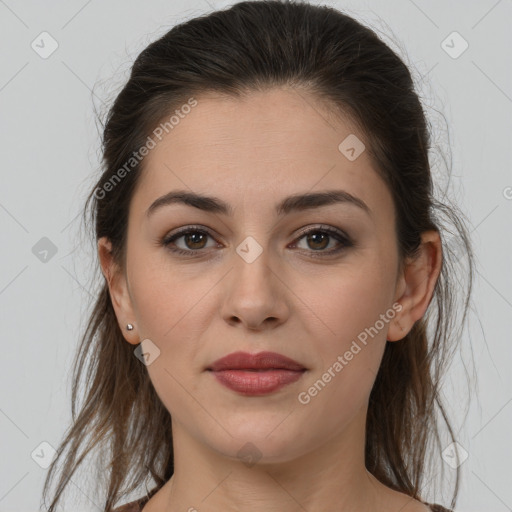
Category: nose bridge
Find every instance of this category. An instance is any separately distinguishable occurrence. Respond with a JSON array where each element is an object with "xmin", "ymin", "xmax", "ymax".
[
  {"xmin": 233, "ymin": 234, "xmax": 276, "ymax": 299},
  {"xmin": 221, "ymin": 234, "xmax": 287, "ymax": 328}
]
